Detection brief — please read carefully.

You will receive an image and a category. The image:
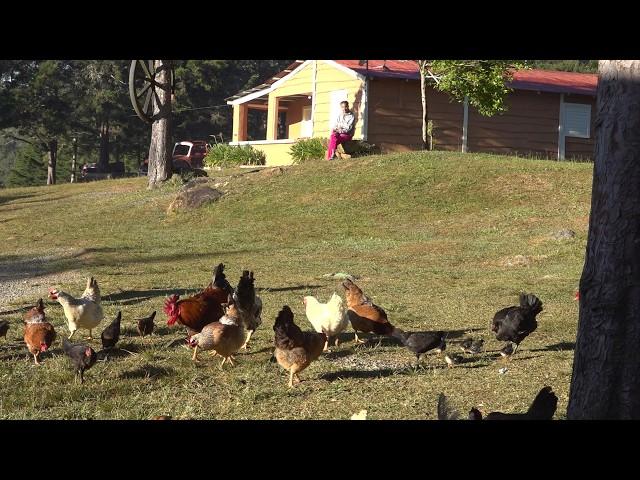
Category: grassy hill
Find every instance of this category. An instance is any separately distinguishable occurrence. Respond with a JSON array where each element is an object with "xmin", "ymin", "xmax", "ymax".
[{"xmin": 0, "ymin": 151, "xmax": 592, "ymax": 419}]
